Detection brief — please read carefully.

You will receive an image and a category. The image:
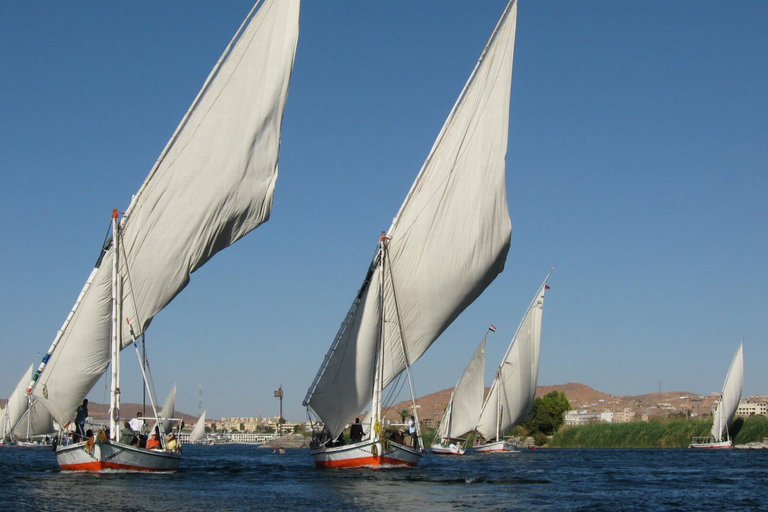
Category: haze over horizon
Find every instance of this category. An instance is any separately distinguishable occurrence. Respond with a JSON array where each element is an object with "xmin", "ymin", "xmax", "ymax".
[{"xmin": 1, "ymin": 1, "xmax": 766, "ymax": 421}]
